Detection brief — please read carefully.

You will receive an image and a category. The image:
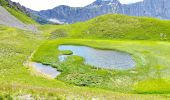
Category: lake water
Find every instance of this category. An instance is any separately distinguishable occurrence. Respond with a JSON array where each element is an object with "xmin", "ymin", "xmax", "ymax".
[
  {"xmin": 29, "ymin": 62, "xmax": 61, "ymax": 78},
  {"xmin": 58, "ymin": 45, "xmax": 136, "ymax": 70}
]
